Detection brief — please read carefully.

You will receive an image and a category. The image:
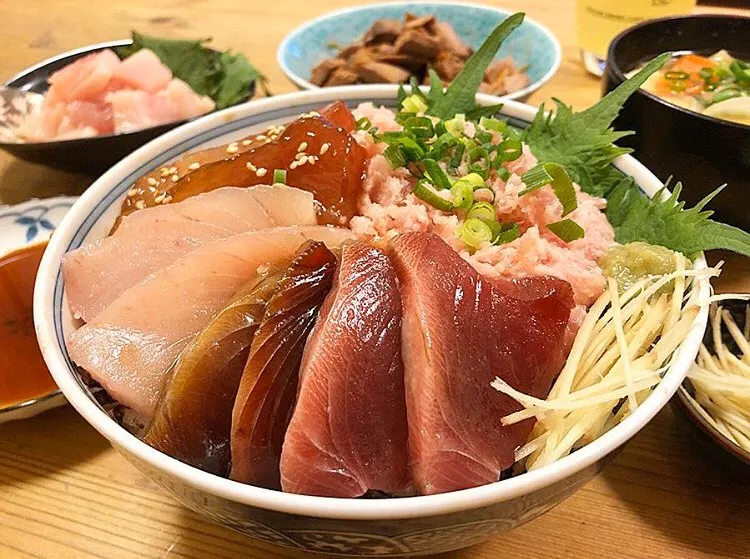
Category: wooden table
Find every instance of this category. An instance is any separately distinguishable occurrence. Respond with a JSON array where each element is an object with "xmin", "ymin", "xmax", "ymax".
[{"xmin": 1, "ymin": 1, "xmax": 748, "ymax": 558}]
